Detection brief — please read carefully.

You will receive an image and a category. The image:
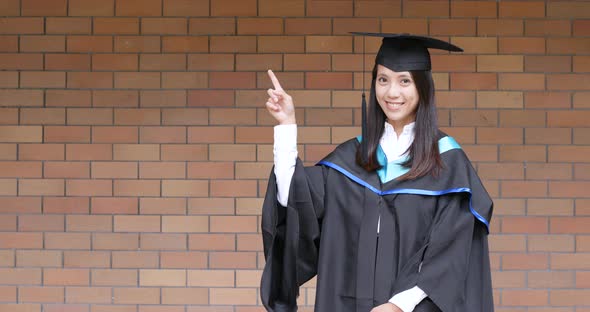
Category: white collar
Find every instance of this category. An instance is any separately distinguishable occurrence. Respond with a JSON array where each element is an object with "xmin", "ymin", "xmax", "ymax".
[{"xmin": 383, "ymin": 121, "xmax": 415, "ymax": 137}]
